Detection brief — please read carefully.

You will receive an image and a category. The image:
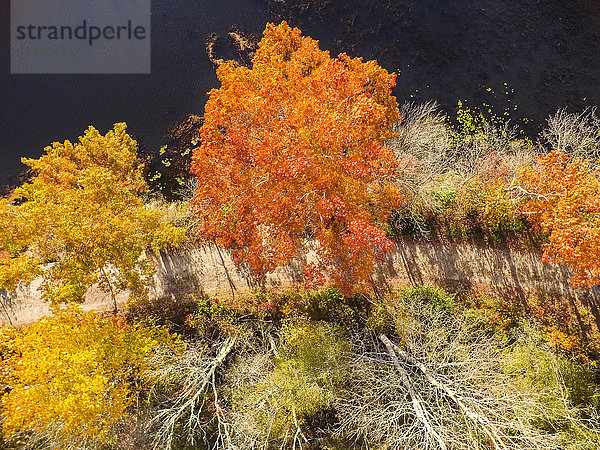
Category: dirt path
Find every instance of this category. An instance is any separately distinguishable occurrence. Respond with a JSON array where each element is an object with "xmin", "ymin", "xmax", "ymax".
[{"xmin": 4, "ymin": 238, "xmax": 599, "ymax": 332}]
